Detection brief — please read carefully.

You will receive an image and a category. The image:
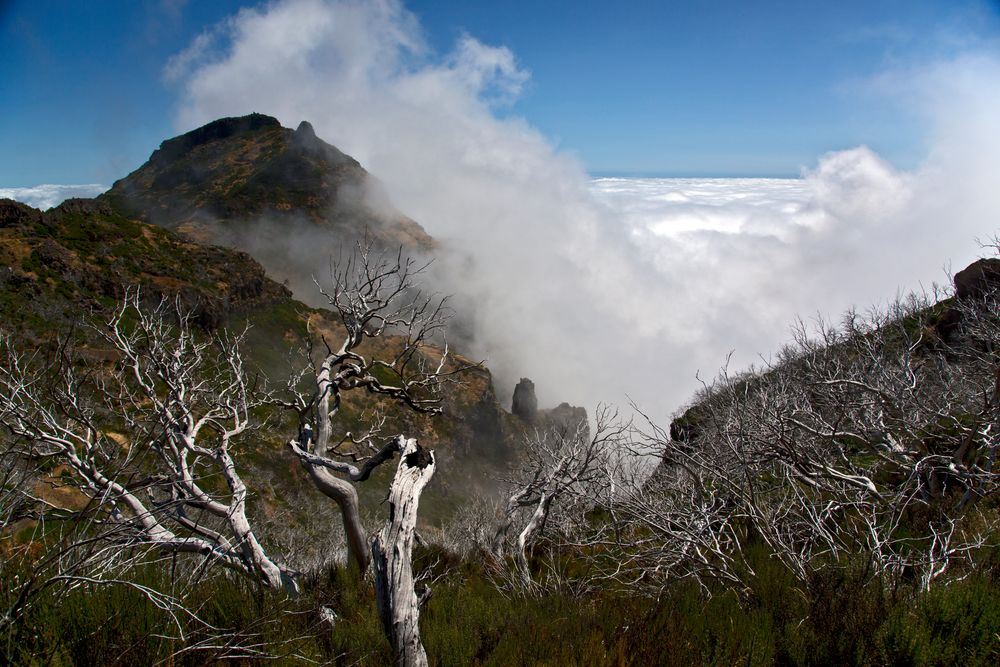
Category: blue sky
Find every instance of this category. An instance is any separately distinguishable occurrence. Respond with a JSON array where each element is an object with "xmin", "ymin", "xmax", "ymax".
[
  {"xmin": 2, "ymin": 0, "xmax": 999, "ymax": 186},
  {"xmin": 3, "ymin": 0, "xmax": 1000, "ymax": 416}
]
